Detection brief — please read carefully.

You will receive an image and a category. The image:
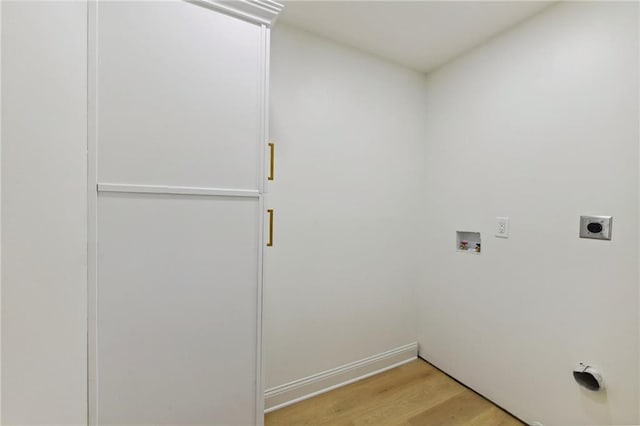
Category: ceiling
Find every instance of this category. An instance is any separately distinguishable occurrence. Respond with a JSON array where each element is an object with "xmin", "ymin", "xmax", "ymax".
[{"xmin": 277, "ymin": 1, "xmax": 554, "ymax": 73}]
